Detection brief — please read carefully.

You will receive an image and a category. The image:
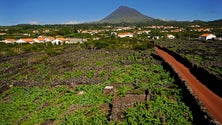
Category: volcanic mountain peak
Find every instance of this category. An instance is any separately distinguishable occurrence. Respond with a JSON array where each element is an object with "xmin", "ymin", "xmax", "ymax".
[{"xmin": 99, "ymin": 6, "xmax": 155, "ymax": 24}]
